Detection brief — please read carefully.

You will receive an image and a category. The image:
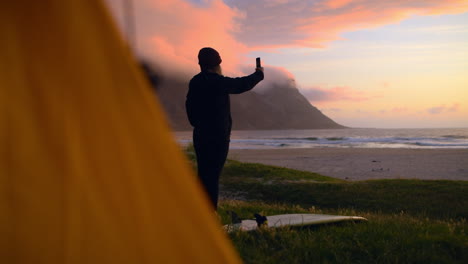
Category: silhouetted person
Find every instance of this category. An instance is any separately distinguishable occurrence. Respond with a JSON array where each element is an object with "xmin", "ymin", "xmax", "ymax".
[{"xmin": 186, "ymin": 47, "xmax": 264, "ymax": 209}]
